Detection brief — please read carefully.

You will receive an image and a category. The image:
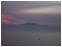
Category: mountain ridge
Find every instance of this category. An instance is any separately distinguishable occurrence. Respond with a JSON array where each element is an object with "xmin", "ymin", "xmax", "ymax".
[{"xmin": 1, "ymin": 23, "xmax": 61, "ymax": 29}]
